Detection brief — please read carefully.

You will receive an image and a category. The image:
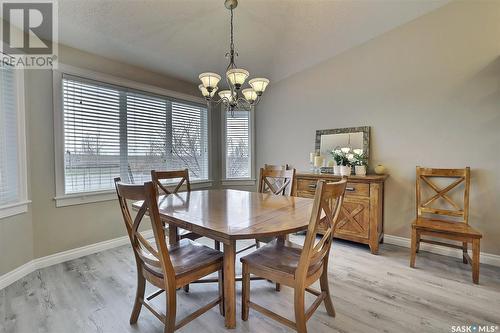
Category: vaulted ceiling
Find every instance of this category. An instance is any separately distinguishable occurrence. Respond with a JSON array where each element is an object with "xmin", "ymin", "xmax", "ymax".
[{"xmin": 56, "ymin": 0, "xmax": 449, "ymax": 84}]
